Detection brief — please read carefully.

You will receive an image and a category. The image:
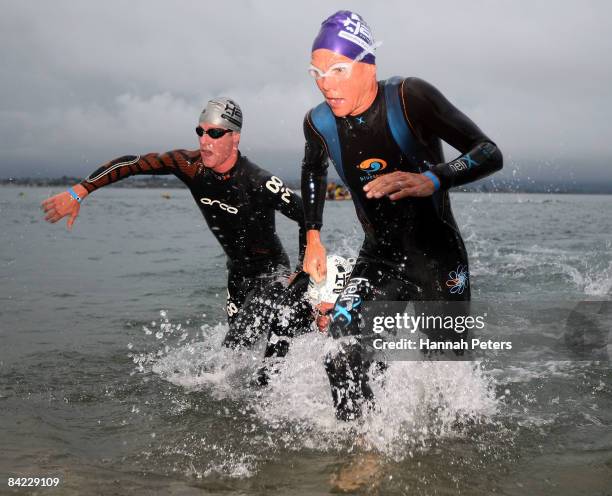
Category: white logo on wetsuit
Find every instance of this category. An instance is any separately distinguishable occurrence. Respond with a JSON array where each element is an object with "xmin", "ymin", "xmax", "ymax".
[
  {"xmin": 226, "ymin": 301, "xmax": 239, "ymax": 316},
  {"xmin": 226, "ymin": 290, "xmax": 239, "ymax": 316},
  {"xmin": 336, "ymin": 277, "xmax": 369, "ymax": 309},
  {"xmin": 449, "ymin": 159, "xmax": 468, "ymax": 172},
  {"xmin": 265, "ymin": 176, "xmax": 293, "ymax": 204},
  {"xmin": 200, "ymin": 197, "xmax": 239, "ymax": 214}
]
